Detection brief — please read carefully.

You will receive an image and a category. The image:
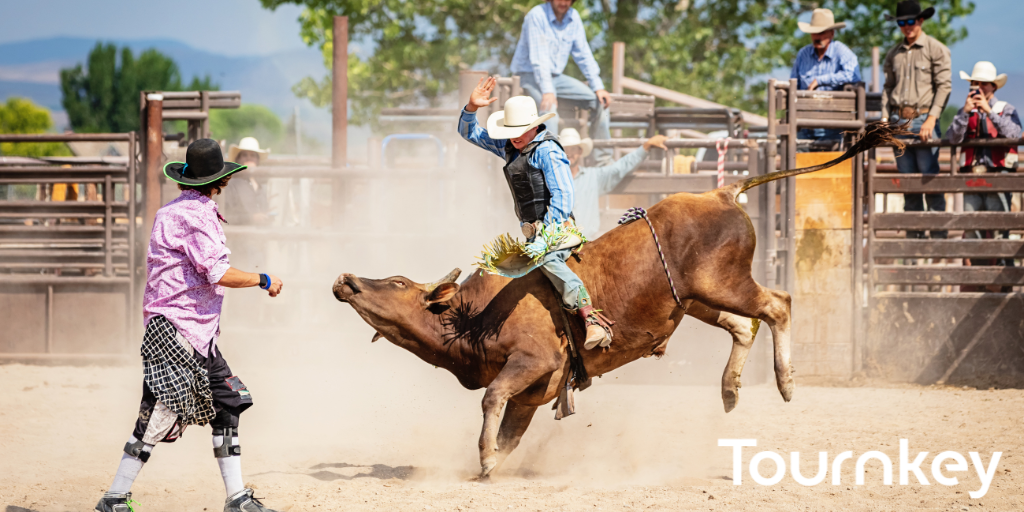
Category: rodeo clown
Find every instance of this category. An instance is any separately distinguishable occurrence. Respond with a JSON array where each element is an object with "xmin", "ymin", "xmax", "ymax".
[
  {"xmin": 459, "ymin": 76, "xmax": 612, "ymax": 350},
  {"xmin": 95, "ymin": 139, "xmax": 284, "ymax": 512}
]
